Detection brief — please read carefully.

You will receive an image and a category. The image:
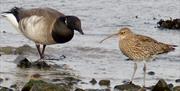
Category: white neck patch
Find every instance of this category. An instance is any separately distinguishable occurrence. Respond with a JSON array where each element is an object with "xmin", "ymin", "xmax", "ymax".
[{"xmin": 2, "ymin": 13, "xmax": 19, "ymax": 31}]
